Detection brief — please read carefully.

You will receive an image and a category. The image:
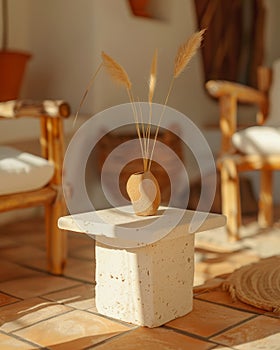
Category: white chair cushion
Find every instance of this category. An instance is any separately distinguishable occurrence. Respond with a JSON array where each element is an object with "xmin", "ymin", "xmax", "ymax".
[
  {"xmin": 0, "ymin": 146, "xmax": 54, "ymax": 195},
  {"xmin": 232, "ymin": 126, "xmax": 280, "ymax": 155},
  {"xmin": 232, "ymin": 59, "xmax": 280, "ymax": 155}
]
